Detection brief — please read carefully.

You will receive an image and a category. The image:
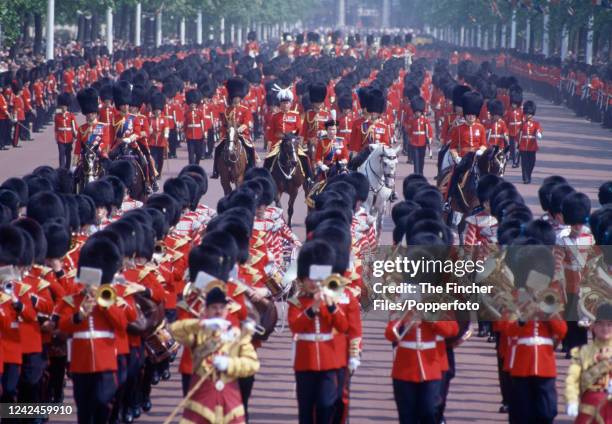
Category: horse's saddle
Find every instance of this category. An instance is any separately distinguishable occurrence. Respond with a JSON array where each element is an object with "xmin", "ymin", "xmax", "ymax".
[{"xmin": 305, "ymin": 180, "xmax": 327, "ymax": 209}]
